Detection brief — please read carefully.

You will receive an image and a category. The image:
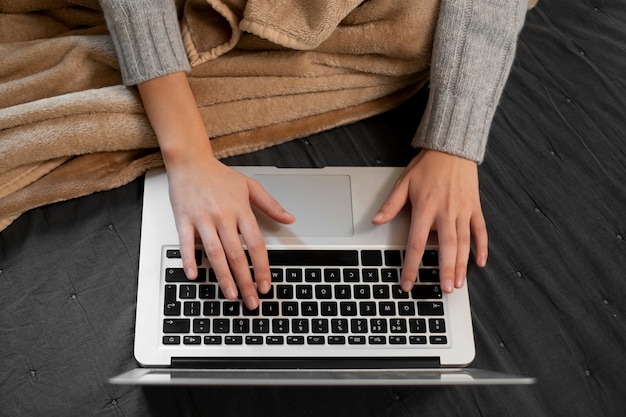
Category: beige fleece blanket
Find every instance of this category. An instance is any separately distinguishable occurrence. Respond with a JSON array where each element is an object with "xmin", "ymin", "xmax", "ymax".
[{"xmin": 0, "ymin": 0, "xmax": 537, "ymax": 231}]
